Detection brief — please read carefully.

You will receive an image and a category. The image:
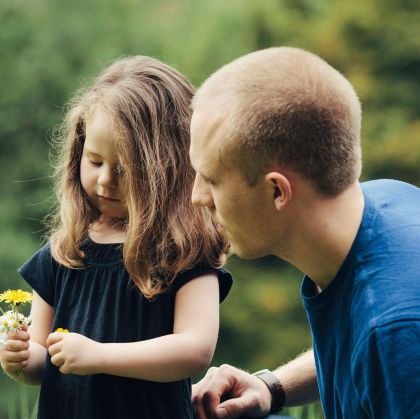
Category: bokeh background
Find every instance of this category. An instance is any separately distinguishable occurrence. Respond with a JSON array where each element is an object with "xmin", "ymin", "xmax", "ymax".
[{"xmin": 1, "ymin": 0, "xmax": 419, "ymax": 417}]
